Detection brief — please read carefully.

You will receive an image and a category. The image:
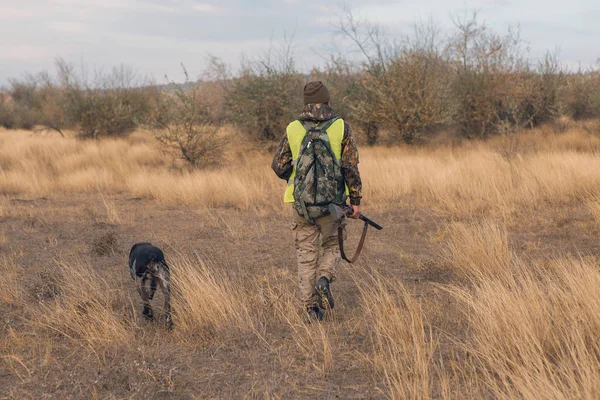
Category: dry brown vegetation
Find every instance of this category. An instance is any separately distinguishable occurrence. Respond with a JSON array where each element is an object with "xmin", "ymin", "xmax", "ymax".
[
  {"xmin": 3, "ymin": 121, "xmax": 600, "ymax": 398},
  {"xmin": 2, "ymin": 12, "xmax": 599, "ymax": 152}
]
